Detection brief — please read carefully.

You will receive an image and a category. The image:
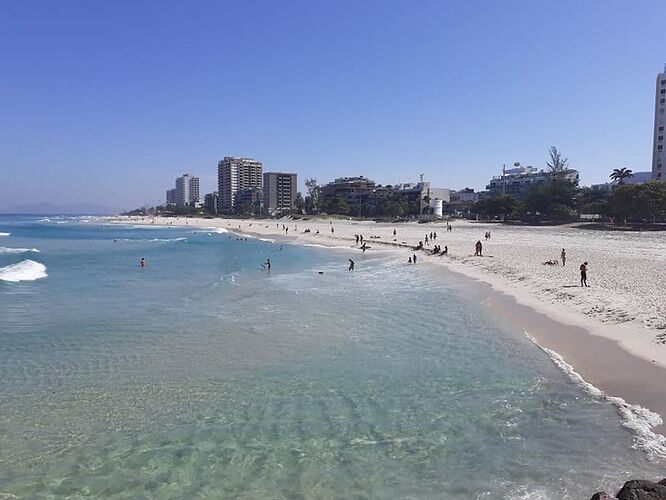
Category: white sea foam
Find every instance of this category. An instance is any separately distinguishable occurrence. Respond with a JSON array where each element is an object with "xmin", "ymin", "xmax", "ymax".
[
  {"xmin": 193, "ymin": 227, "xmax": 228, "ymax": 235},
  {"xmin": 0, "ymin": 260, "xmax": 48, "ymax": 282},
  {"xmin": 0, "ymin": 232, "xmax": 10, "ymax": 237},
  {"xmin": 525, "ymin": 331, "xmax": 666, "ymax": 460},
  {"xmin": 0, "ymin": 247, "xmax": 40, "ymax": 255},
  {"xmin": 149, "ymin": 237, "xmax": 187, "ymax": 242}
]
